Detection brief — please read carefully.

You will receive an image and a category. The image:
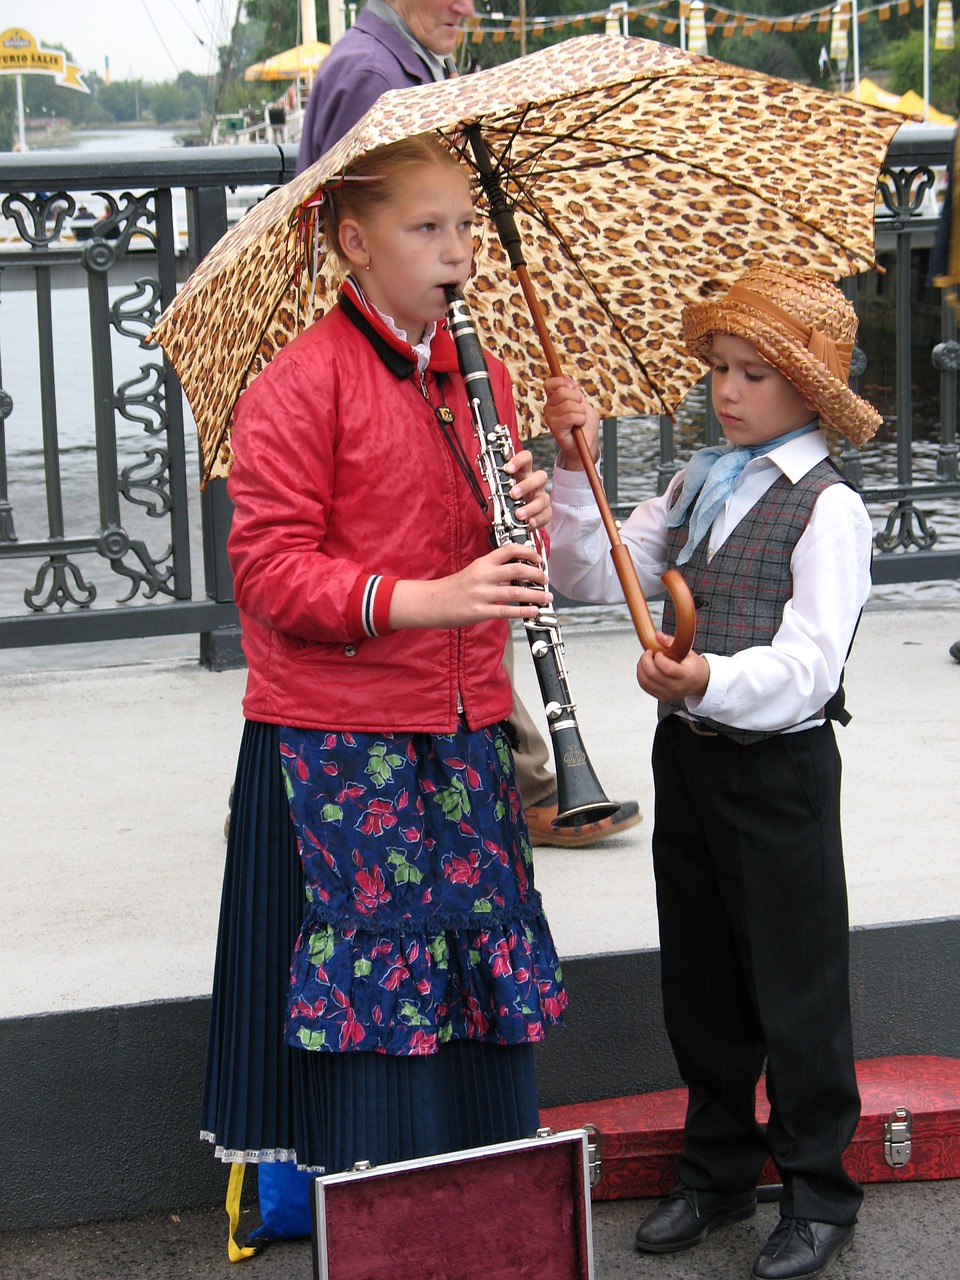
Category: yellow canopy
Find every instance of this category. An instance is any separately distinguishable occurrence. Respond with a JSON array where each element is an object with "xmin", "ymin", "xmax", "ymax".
[
  {"xmin": 897, "ymin": 89, "xmax": 955, "ymax": 125},
  {"xmin": 244, "ymin": 40, "xmax": 331, "ymax": 82},
  {"xmin": 847, "ymin": 77, "xmax": 903, "ymax": 110},
  {"xmin": 846, "ymin": 78, "xmax": 955, "ymax": 124}
]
